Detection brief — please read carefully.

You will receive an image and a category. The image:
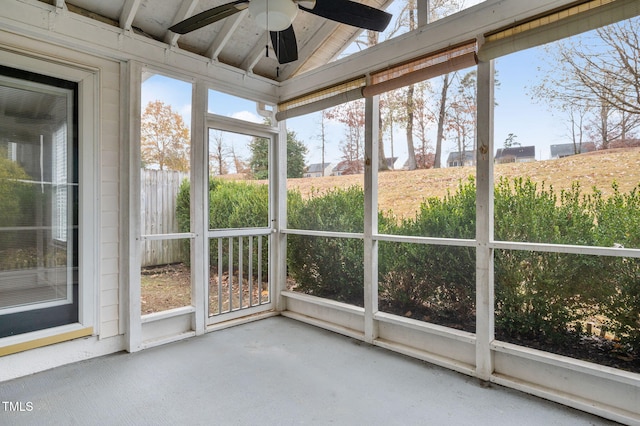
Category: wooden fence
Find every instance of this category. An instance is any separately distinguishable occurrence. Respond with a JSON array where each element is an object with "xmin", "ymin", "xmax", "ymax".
[{"xmin": 140, "ymin": 169, "xmax": 188, "ymax": 267}]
